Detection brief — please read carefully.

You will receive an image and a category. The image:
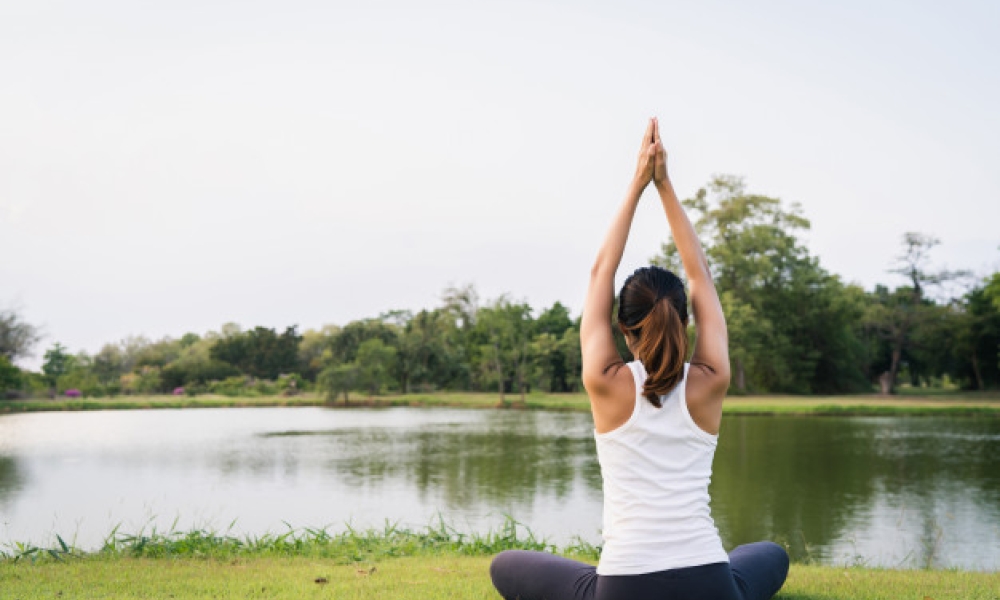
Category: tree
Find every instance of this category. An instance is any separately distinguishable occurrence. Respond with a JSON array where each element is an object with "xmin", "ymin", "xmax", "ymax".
[
  {"xmin": 951, "ymin": 278, "xmax": 1000, "ymax": 389},
  {"xmin": 0, "ymin": 307, "xmax": 41, "ymax": 363},
  {"xmin": 529, "ymin": 302, "xmax": 578, "ymax": 393},
  {"xmin": 317, "ymin": 362, "xmax": 358, "ymax": 404},
  {"xmin": 327, "ymin": 320, "xmax": 398, "ymax": 366},
  {"xmin": 356, "ymin": 338, "xmax": 397, "ymax": 395},
  {"xmin": 298, "ymin": 325, "xmax": 341, "ymax": 381},
  {"xmin": 92, "ymin": 343, "xmax": 125, "ymax": 385},
  {"xmin": 210, "ymin": 326, "xmax": 303, "ymax": 379},
  {"xmin": 652, "ymin": 175, "xmax": 867, "ymax": 393},
  {"xmin": 866, "ymin": 233, "xmax": 969, "ymax": 393},
  {"xmin": 42, "ymin": 343, "xmax": 75, "ymax": 387},
  {"xmin": 442, "ymin": 283, "xmax": 479, "ymax": 330},
  {"xmin": 394, "ymin": 309, "xmax": 462, "ymax": 393},
  {"xmin": 984, "ymin": 272, "xmax": 1000, "ymax": 312},
  {"xmin": 0, "ymin": 355, "xmax": 22, "ymax": 394},
  {"xmin": 474, "ymin": 297, "xmax": 533, "ymax": 404}
]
